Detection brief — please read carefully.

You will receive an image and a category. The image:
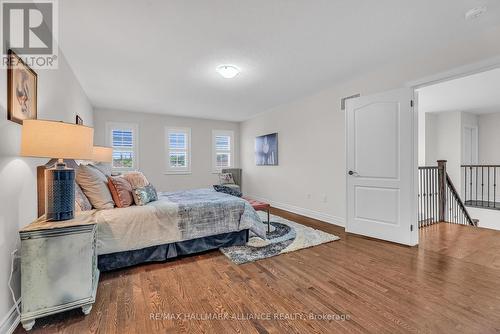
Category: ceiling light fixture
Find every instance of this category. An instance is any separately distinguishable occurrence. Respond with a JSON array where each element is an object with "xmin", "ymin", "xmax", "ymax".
[
  {"xmin": 216, "ymin": 65, "xmax": 240, "ymax": 79},
  {"xmin": 465, "ymin": 6, "xmax": 487, "ymax": 20}
]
